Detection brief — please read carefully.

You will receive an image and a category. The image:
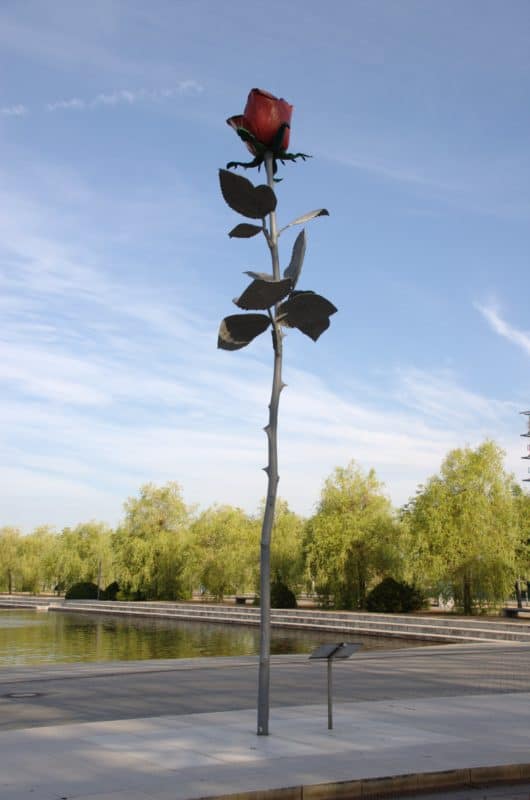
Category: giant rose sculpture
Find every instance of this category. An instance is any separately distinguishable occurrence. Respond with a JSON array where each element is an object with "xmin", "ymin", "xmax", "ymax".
[{"xmin": 217, "ymin": 89, "xmax": 336, "ymax": 736}]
